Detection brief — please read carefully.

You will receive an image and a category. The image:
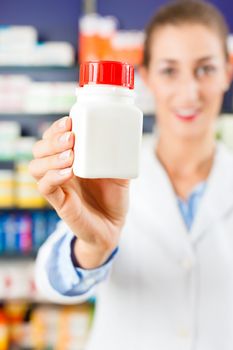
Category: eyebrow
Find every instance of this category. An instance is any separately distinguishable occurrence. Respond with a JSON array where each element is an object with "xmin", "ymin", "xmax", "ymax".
[
  {"xmin": 196, "ymin": 55, "xmax": 216, "ymax": 63},
  {"xmin": 158, "ymin": 55, "xmax": 216, "ymax": 64}
]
